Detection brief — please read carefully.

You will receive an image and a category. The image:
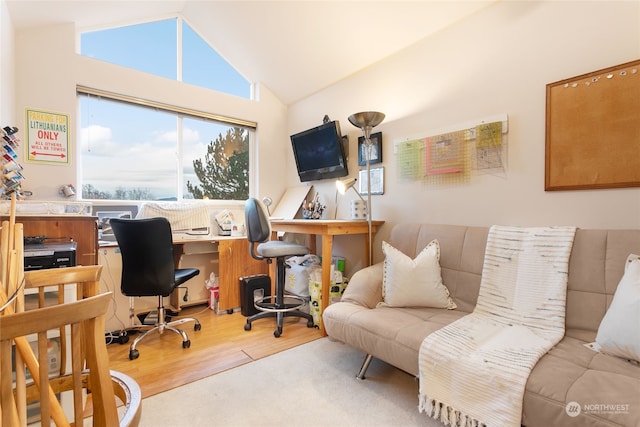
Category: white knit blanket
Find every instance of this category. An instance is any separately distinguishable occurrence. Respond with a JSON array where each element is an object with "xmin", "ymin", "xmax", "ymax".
[{"xmin": 418, "ymin": 225, "xmax": 576, "ymax": 427}]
